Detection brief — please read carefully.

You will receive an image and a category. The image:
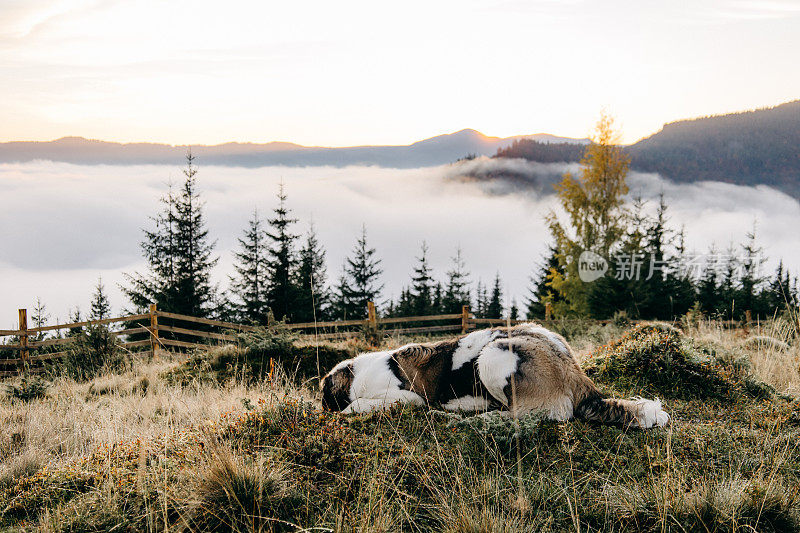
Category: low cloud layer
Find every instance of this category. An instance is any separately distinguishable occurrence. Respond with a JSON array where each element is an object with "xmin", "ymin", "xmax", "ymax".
[{"xmin": 1, "ymin": 160, "xmax": 798, "ymax": 327}]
